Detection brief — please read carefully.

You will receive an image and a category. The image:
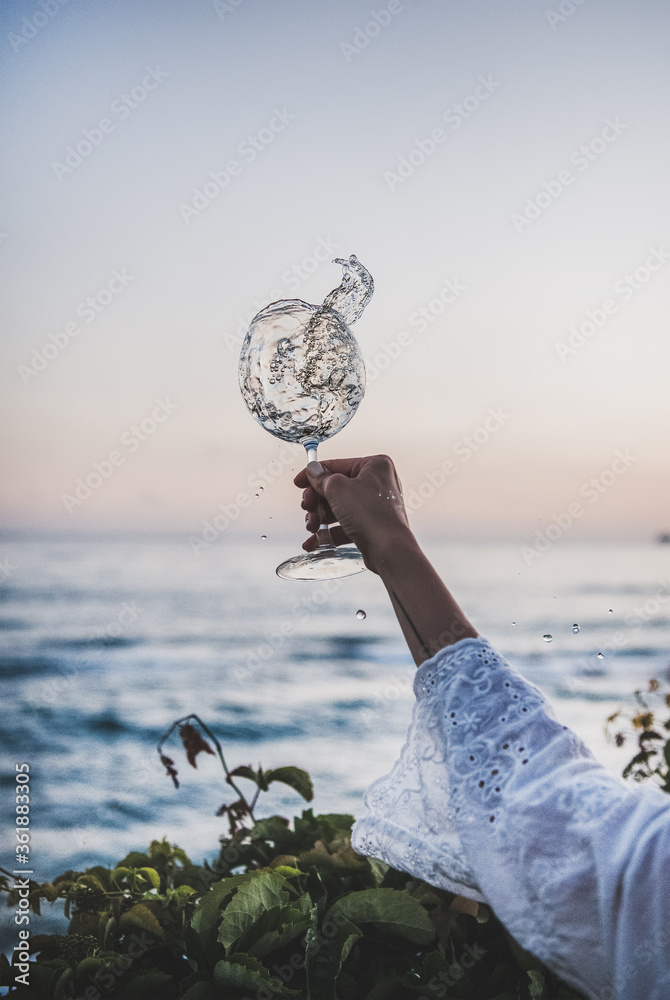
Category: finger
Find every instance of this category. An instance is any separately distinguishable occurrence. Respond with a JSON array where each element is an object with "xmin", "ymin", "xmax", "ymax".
[
  {"xmin": 302, "ymin": 524, "xmax": 352, "ymax": 551},
  {"xmin": 304, "ymin": 506, "xmax": 339, "ymax": 532},
  {"xmin": 301, "ymin": 488, "xmax": 336, "ymax": 524},
  {"xmin": 300, "ymin": 486, "xmax": 319, "ymax": 511},
  {"xmin": 304, "ymin": 510, "xmax": 324, "ymax": 533},
  {"xmin": 293, "ymin": 457, "xmax": 365, "ymax": 488}
]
